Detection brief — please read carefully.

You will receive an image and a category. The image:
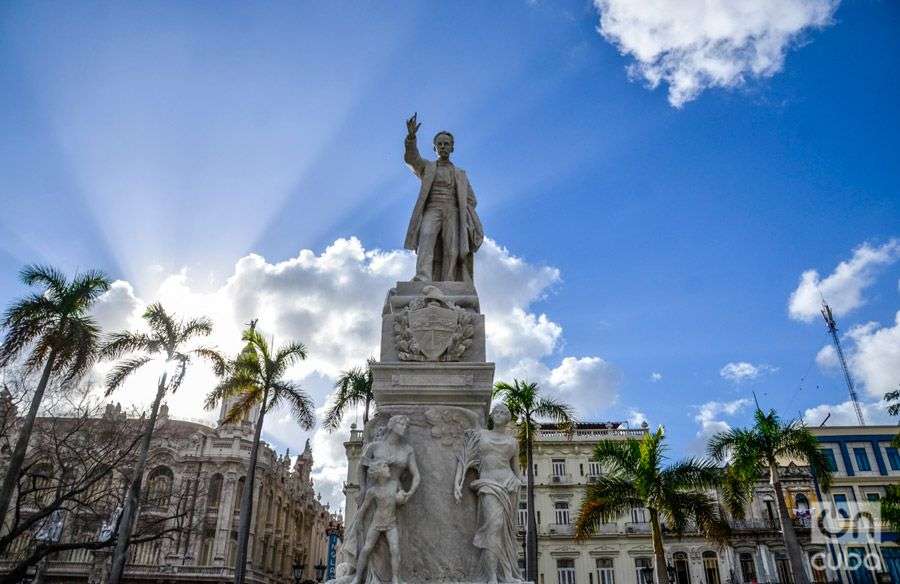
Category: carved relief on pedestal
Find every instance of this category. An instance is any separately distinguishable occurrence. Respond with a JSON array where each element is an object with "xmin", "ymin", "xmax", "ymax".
[
  {"xmin": 425, "ymin": 407, "xmax": 479, "ymax": 447},
  {"xmin": 393, "ymin": 286, "xmax": 475, "ymax": 362}
]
